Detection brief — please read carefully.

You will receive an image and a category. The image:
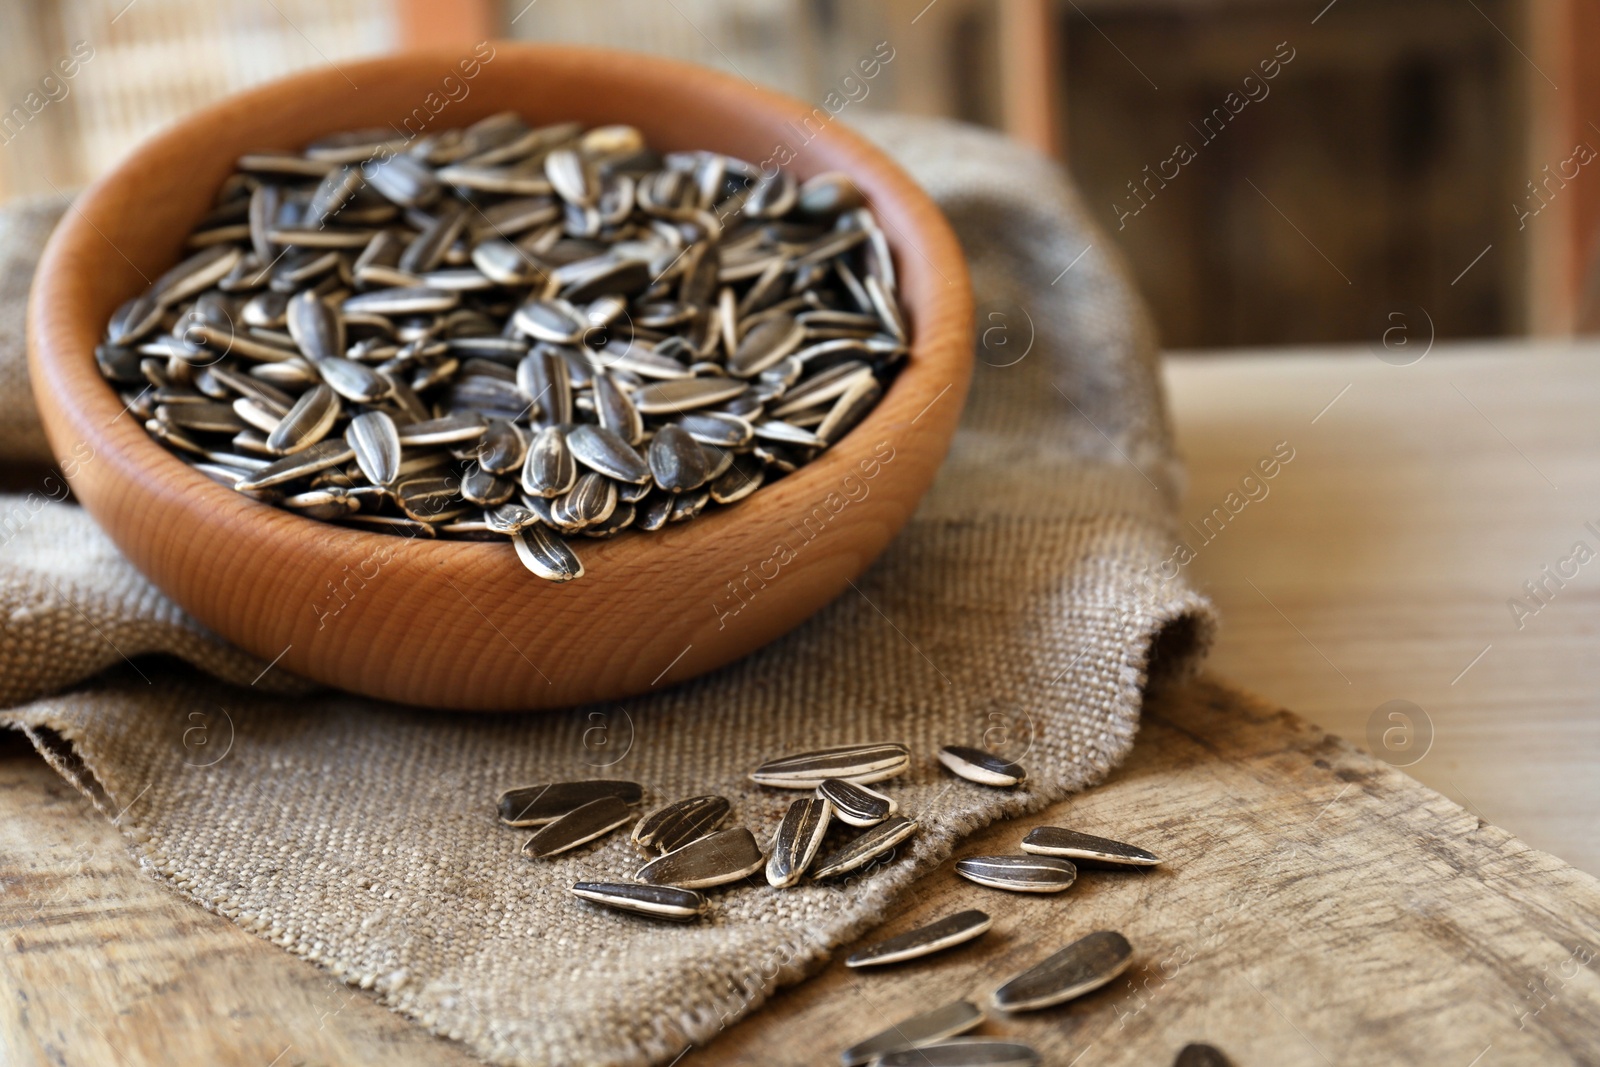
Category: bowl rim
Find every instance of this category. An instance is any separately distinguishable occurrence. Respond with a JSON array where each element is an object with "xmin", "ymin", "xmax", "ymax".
[{"xmin": 27, "ymin": 42, "xmax": 974, "ymax": 705}]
